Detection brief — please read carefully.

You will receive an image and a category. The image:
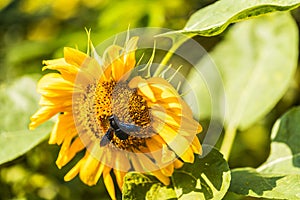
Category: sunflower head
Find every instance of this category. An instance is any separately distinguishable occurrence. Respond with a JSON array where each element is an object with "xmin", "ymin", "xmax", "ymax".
[{"xmin": 30, "ymin": 33, "xmax": 202, "ymax": 200}]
